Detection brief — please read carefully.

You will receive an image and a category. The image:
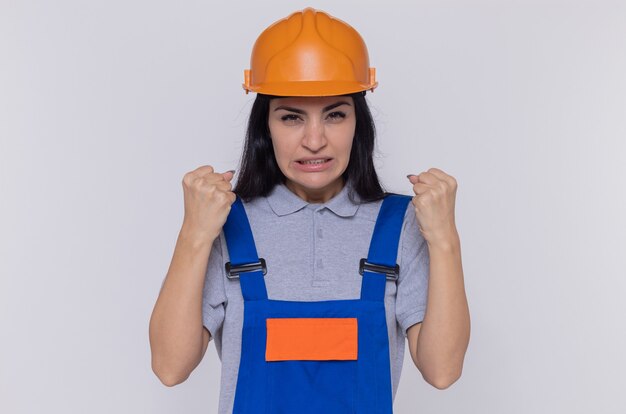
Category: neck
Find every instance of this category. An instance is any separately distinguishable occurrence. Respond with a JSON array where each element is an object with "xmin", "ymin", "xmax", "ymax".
[{"xmin": 285, "ymin": 178, "xmax": 345, "ymax": 203}]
